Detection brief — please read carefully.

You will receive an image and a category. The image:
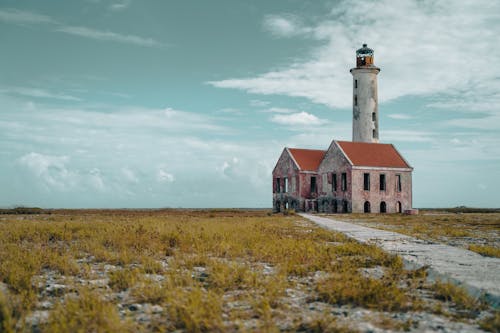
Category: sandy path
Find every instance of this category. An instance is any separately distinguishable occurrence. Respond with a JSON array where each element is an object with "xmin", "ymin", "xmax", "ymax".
[{"xmin": 299, "ymin": 213, "xmax": 500, "ymax": 307}]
